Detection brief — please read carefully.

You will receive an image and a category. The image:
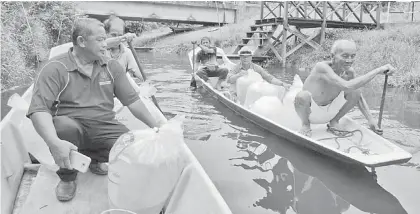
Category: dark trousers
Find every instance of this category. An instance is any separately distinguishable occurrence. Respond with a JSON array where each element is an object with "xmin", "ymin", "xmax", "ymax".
[
  {"xmin": 196, "ymin": 66, "xmax": 228, "ymax": 82},
  {"xmin": 53, "ymin": 116, "xmax": 129, "ymax": 182}
]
